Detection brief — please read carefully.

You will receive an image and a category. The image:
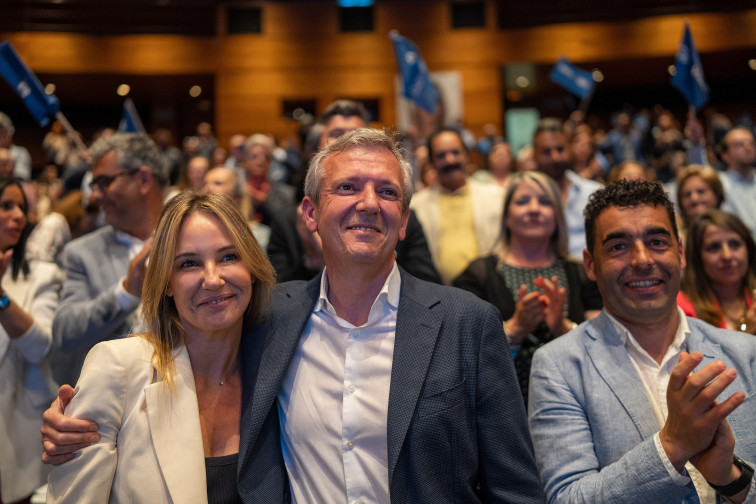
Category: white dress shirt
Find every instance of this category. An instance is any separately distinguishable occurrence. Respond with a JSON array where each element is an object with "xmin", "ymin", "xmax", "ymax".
[
  {"xmin": 278, "ymin": 263, "xmax": 401, "ymax": 504},
  {"xmin": 609, "ymin": 308, "xmax": 755, "ymax": 504}
]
